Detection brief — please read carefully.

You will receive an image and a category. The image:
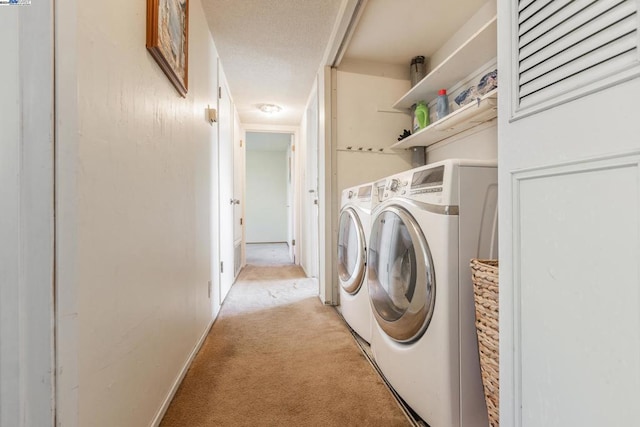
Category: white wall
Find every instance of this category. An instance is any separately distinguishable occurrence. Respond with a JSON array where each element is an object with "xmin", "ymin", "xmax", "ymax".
[
  {"xmin": 327, "ymin": 69, "xmax": 413, "ymax": 304},
  {"xmin": 335, "ymin": 70, "xmax": 413, "ymax": 193},
  {"xmin": 1, "ymin": 4, "xmax": 56, "ymax": 426},
  {"xmin": 245, "ymin": 149, "xmax": 289, "ymax": 243},
  {"xmin": 55, "ymin": 0, "xmax": 220, "ymax": 425},
  {"xmin": 429, "ymin": 0, "xmax": 496, "ymax": 70}
]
